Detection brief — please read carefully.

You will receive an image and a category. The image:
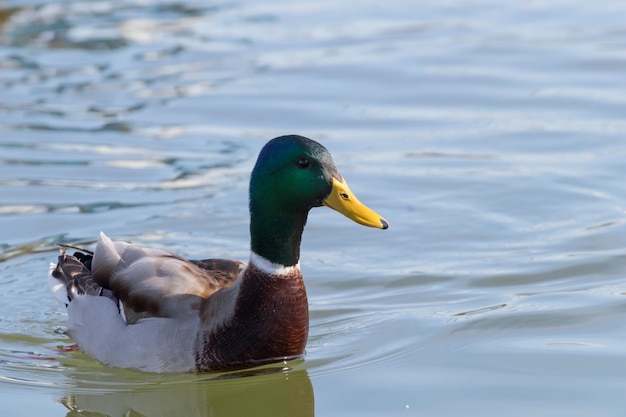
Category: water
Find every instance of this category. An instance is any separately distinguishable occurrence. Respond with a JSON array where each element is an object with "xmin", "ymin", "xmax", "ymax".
[{"xmin": 2, "ymin": 0, "xmax": 626, "ymax": 415}]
